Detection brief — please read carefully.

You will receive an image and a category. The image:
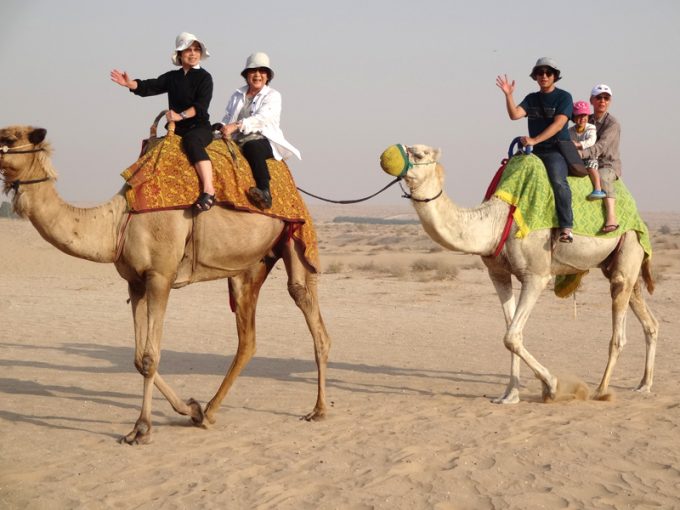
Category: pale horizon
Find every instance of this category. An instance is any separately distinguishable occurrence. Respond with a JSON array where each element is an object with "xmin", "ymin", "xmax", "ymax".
[{"xmin": 2, "ymin": 0, "xmax": 679, "ymax": 212}]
